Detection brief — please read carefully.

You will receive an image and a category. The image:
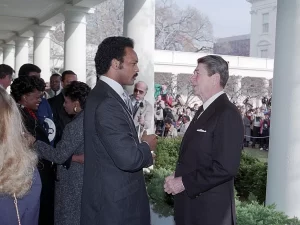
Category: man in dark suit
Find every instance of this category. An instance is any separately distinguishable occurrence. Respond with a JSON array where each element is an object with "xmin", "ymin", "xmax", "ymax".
[
  {"xmin": 81, "ymin": 36, "xmax": 157, "ymax": 225},
  {"xmin": 164, "ymin": 55, "xmax": 244, "ymax": 225},
  {"xmin": 48, "ymin": 70, "xmax": 77, "ymax": 146}
]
